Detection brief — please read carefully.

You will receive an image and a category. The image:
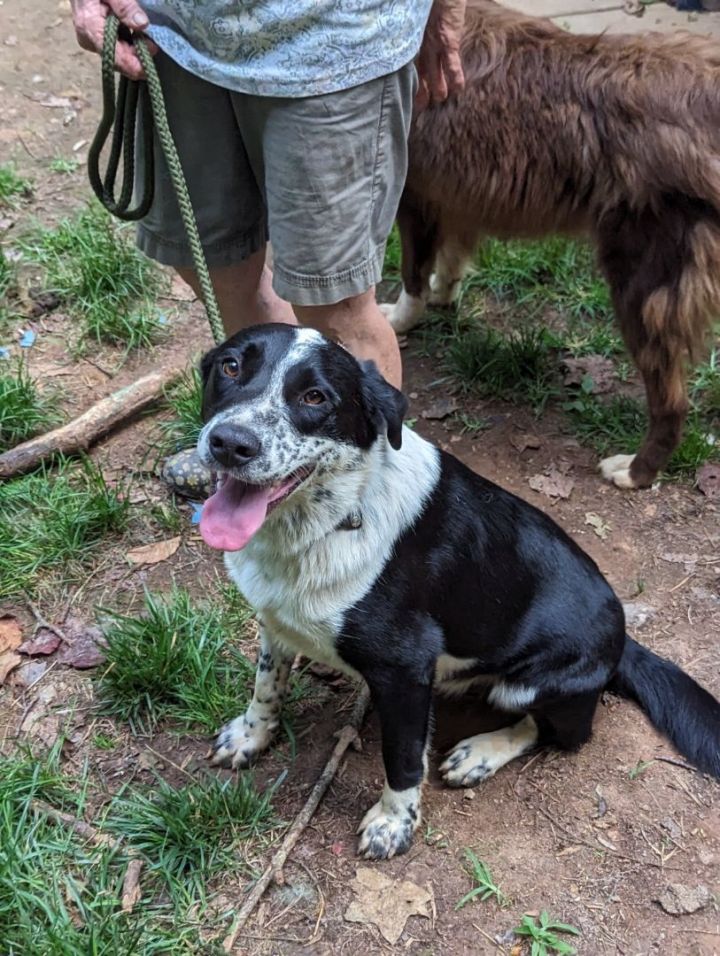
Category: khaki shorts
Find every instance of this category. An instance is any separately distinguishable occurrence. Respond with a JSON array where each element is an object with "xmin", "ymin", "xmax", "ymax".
[{"xmin": 136, "ymin": 52, "xmax": 416, "ymax": 306}]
